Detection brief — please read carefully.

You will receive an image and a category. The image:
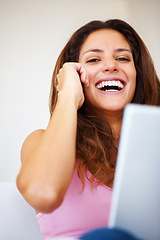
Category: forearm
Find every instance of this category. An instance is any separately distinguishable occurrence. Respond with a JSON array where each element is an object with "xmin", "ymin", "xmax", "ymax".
[{"xmin": 17, "ymin": 96, "xmax": 78, "ymax": 213}]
